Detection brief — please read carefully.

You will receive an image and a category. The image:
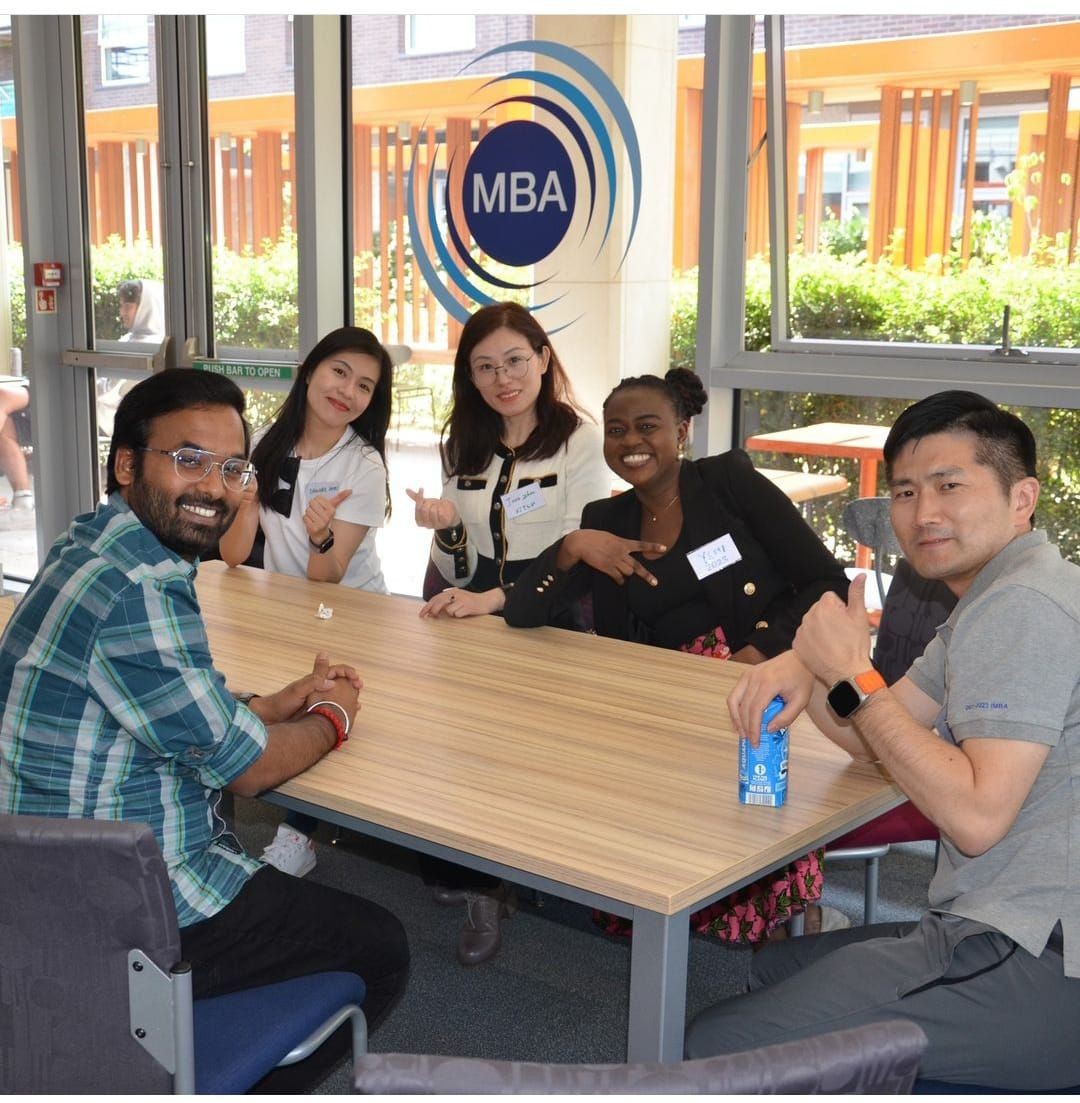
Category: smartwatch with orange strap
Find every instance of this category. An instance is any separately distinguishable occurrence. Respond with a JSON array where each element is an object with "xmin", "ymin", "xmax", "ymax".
[{"xmin": 827, "ymin": 668, "xmax": 887, "ymax": 719}]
